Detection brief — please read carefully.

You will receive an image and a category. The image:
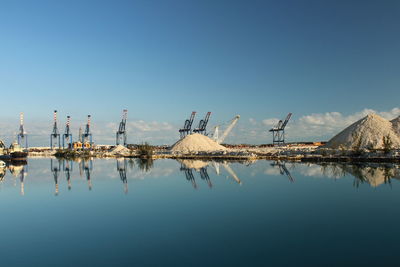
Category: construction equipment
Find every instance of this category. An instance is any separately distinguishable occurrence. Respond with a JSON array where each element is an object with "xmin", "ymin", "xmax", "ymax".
[
  {"xmin": 62, "ymin": 116, "xmax": 72, "ymax": 149},
  {"xmin": 269, "ymin": 113, "xmax": 292, "ymax": 145},
  {"xmin": 17, "ymin": 112, "xmax": 28, "ymax": 150},
  {"xmin": 193, "ymin": 112, "xmax": 211, "ymax": 135},
  {"xmin": 116, "ymin": 109, "xmax": 128, "ymax": 146},
  {"xmin": 50, "ymin": 110, "xmax": 61, "ymax": 149},
  {"xmin": 179, "ymin": 111, "xmax": 196, "ymax": 139},
  {"xmin": 212, "ymin": 115, "xmax": 240, "ymax": 144},
  {"xmin": 81, "ymin": 115, "xmax": 93, "ymax": 149}
]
